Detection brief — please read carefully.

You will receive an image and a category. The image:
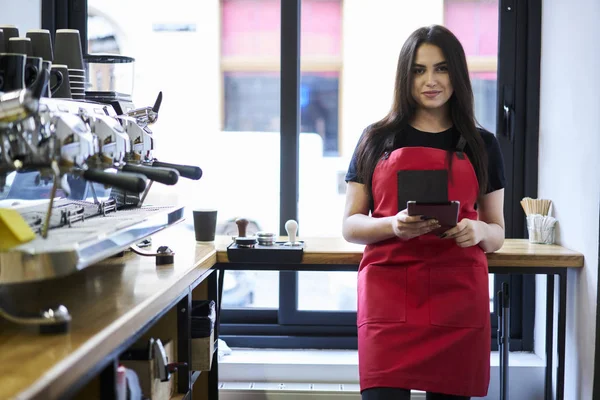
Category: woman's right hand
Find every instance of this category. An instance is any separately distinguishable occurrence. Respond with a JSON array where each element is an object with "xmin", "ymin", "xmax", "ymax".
[{"xmin": 391, "ymin": 210, "xmax": 441, "ymax": 240}]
